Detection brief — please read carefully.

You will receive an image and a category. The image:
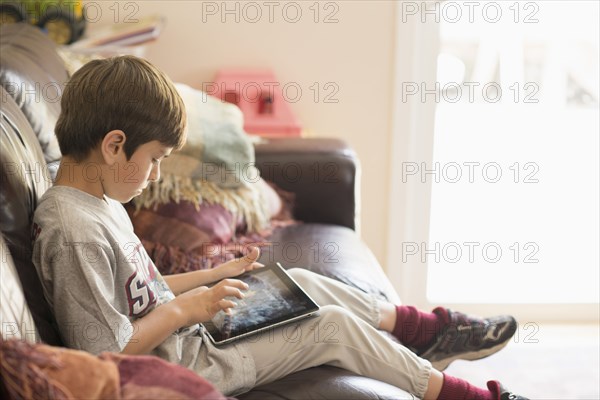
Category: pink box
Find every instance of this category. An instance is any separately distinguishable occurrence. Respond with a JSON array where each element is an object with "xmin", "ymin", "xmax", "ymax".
[{"xmin": 209, "ymin": 69, "xmax": 302, "ymax": 137}]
